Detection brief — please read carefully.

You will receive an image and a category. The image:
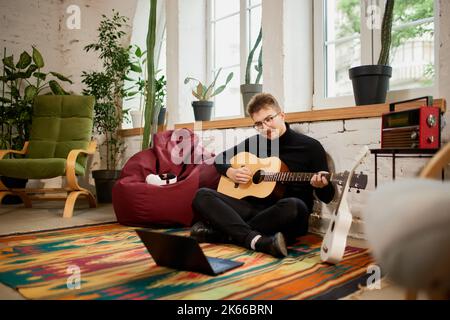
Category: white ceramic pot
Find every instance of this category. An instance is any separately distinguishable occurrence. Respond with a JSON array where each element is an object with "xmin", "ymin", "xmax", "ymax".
[{"xmin": 130, "ymin": 110, "xmax": 143, "ymax": 128}]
